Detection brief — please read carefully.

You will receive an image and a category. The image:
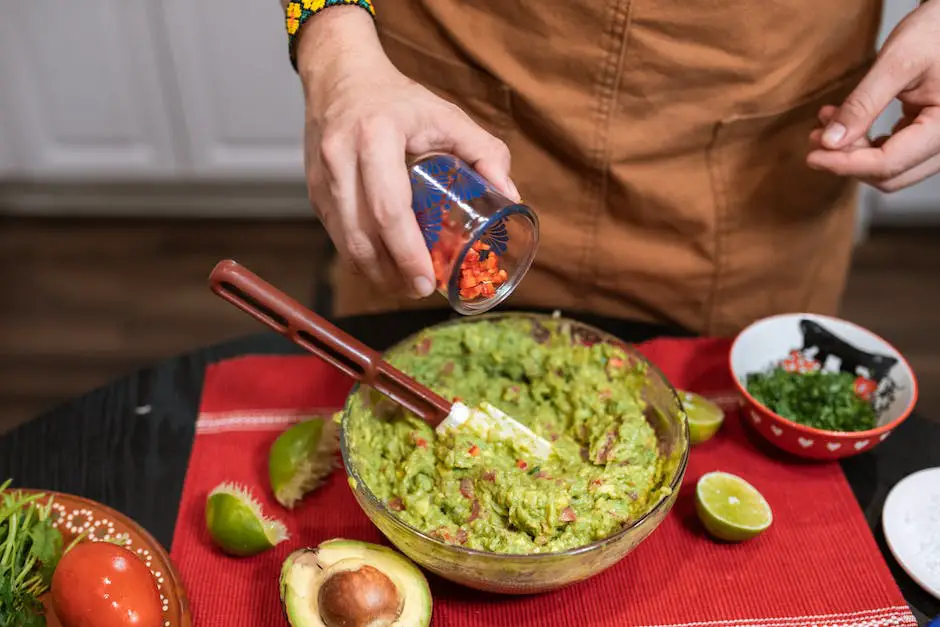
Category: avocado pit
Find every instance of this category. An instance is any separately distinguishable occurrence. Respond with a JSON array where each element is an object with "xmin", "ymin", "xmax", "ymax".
[
  {"xmin": 279, "ymin": 539, "xmax": 432, "ymax": 627},
  {"xmin": 318, "ymin": 561, "xmax": 403, "ymax": 627}
]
